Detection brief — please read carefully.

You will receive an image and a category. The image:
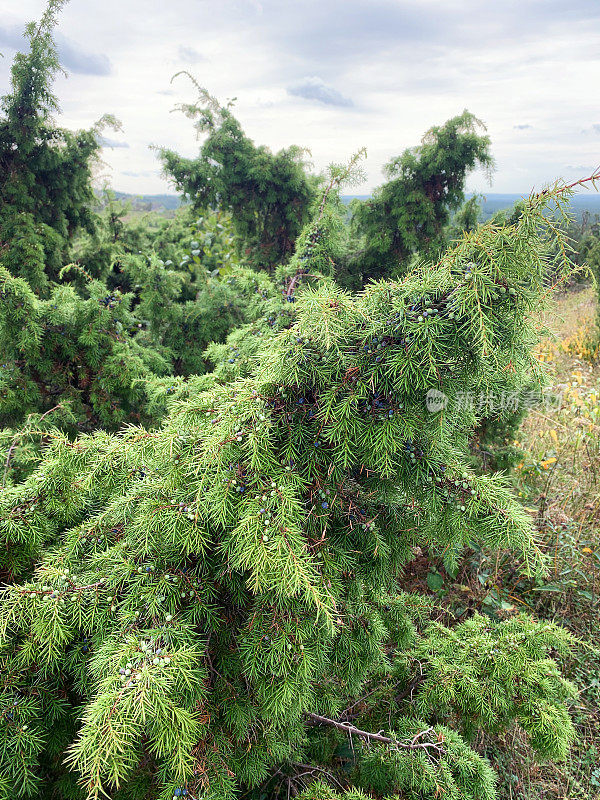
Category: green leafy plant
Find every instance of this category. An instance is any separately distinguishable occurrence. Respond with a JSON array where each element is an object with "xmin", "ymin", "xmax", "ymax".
[
  {"xmin": 0, "ymin": 180, "xmax": 581, "ymax": 799},
  {"xmin": 347, "ymin": 111, "xmax": 494, "ymax": 285},
  {"xmin": 159, "ymin": 77, "xmax": 320, "ymax": 272},
  {"xmin": 0, "ymin": 0, "xmax": 113, "ymax": 296}
]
